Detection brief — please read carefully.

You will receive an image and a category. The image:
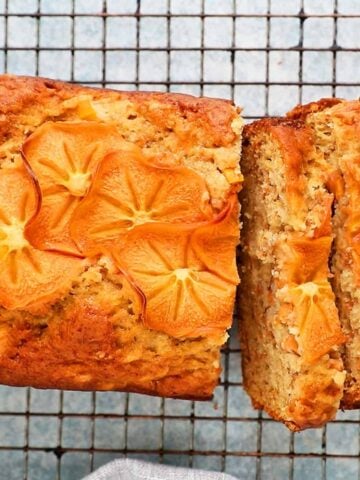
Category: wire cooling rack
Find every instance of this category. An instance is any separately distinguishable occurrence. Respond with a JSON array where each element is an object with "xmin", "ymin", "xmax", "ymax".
[{"xmin": 0, "ymin": 0, "xmax": 359, "ymax": 479}]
